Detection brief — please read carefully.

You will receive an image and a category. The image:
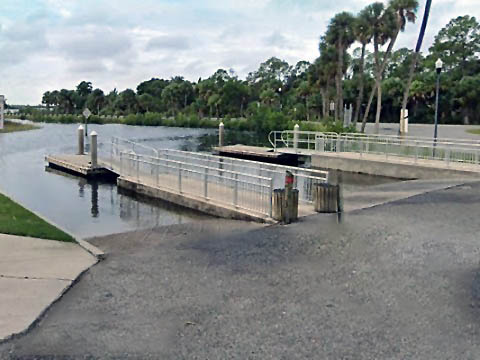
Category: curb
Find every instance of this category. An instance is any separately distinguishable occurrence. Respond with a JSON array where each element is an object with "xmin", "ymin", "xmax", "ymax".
[{"xmin": 0, "ymin": 190, "xmax": 106, "ymax": 261}]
